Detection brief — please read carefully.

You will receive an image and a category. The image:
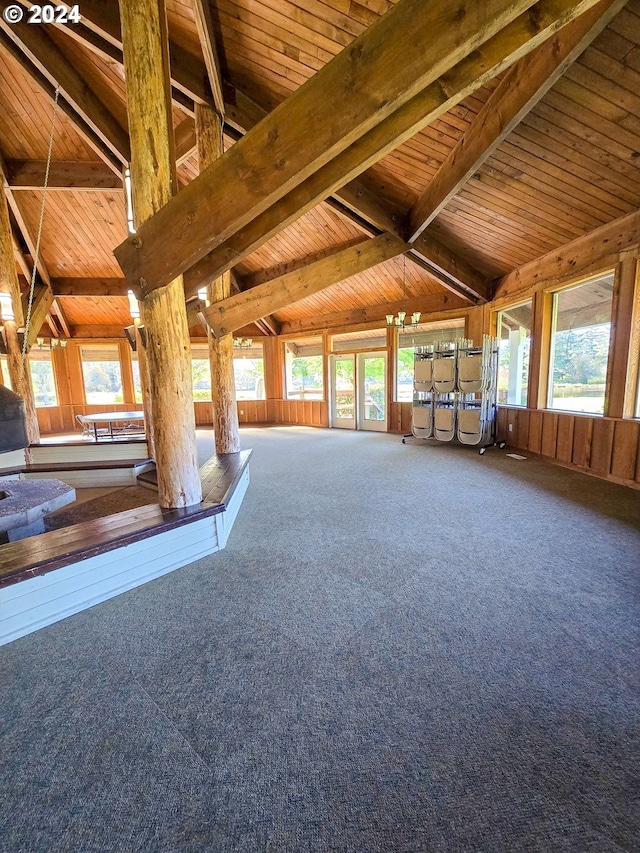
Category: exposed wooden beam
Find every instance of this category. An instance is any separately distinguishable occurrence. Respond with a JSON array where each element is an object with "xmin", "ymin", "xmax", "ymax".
[
  {"xmin": 493, "ymin": 210, "xmax": 640, "ymax": 305},
  {"xmin": 172, "ymin": 0, "xmax": 606, "ymax": 300},
  {"xmin": 69, "ymin": 324, "xmax": 127, "ymax": 338},
  {"xmin": 116, "ymin": 0, "xmax": 547, "ymax": 294},
  {"xmin": 50, "ymin": 298, "xmax": 71, "ymax": 339},
  {"xmin": 409, "ymin": 234, "xmax": 491, "ymax": 303},
  {"xmin": 407, "ymin": 0, "xmax": 627, "ymax": 242},
  {"xmin": 0, "ymin": 7, "xmax": 130, "ymax": 164},
  {"xmin": 279, "ymin": 293, "xmax": 469, "ymax": 336},
  {"xmin": 175, "ymin": 119, "xmax": 197, "ymax": 166},
  {"xmin": 0, "ymin": 150, "xmax": 51, "ymax": 289},
  {"xmin": 255, "ymin": 316, "xmax": 280, "ymax": 336},
  {"xmin": 0, "ymin": 29, "xmax": 122, "ymax": 175},
  {"xmin": 68, "ymin": 0, "xmax": 213, "ymax": 108},
  {"xmin": 25, "ymin": 285, "xmax": 55, "ymax": 347},
  {"xmin": 241, "ymin": 238, "xmax": 368, "ymax": 290},
  {"xmin": 191, "ymin": 0, "xmax": 225, "ymax": 117},
  {"xmin": 5, "ymin": 159, "xmax": 123, "ymax": 190},
  {"xmin": 52, "ymin": 277, "xmax": 130, "ymax": 296},
  {"xmin": 202, "ymin": 233, "xmax": 408, "ymax": 337}
]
